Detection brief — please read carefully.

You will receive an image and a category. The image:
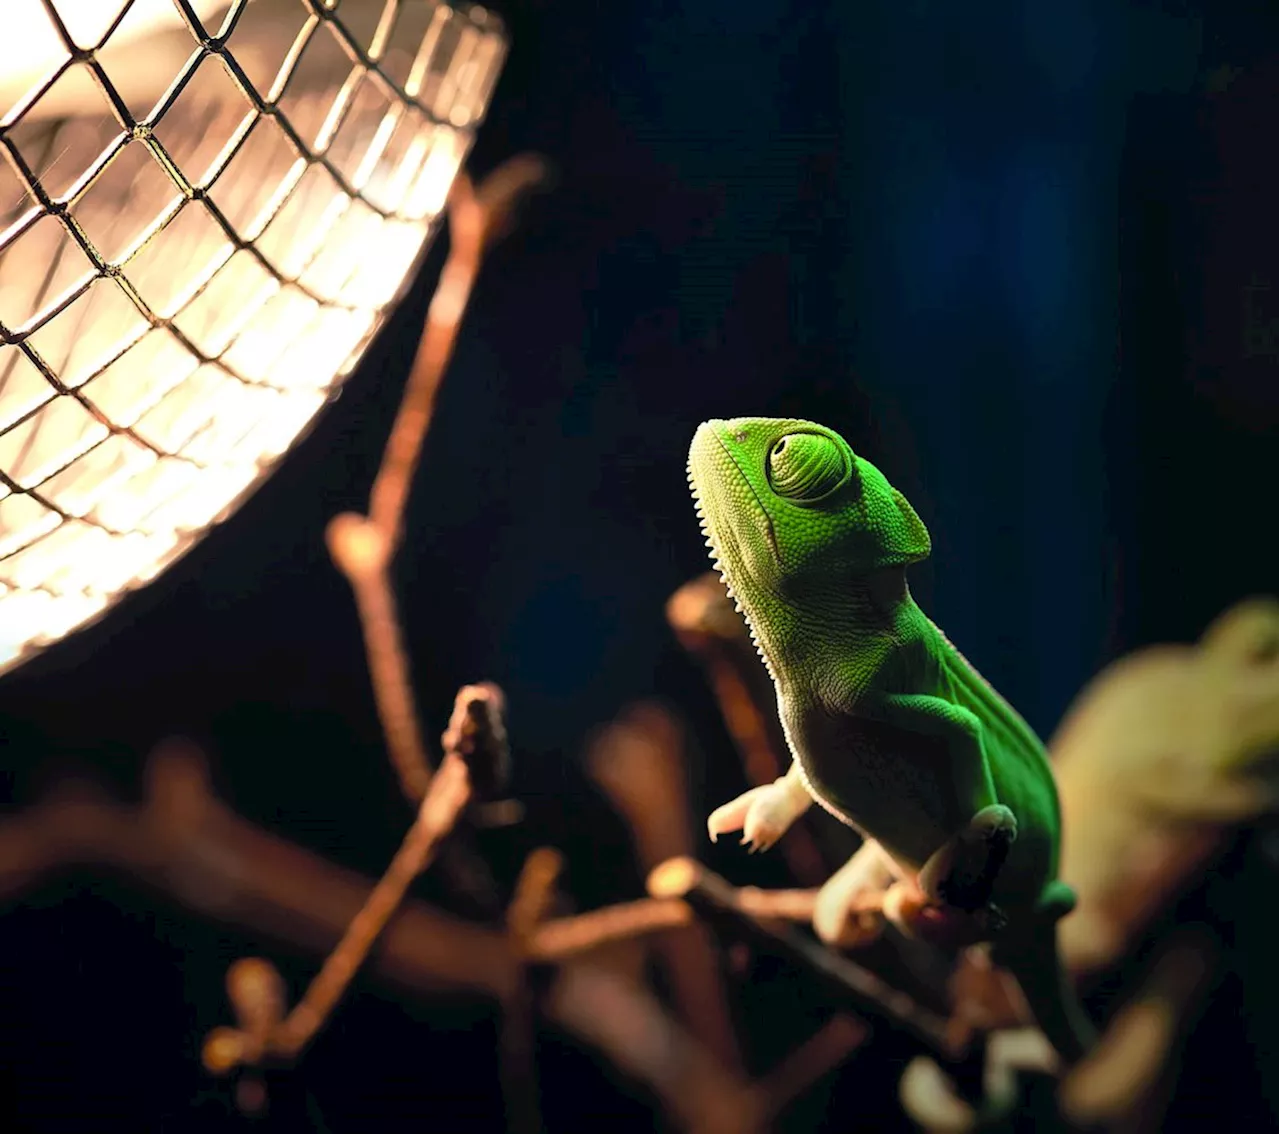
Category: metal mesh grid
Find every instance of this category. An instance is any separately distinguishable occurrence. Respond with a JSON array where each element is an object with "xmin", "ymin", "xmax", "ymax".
[{"xmin": 0, "ymin": 0, "xmax": 506, "ymax": 674}]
